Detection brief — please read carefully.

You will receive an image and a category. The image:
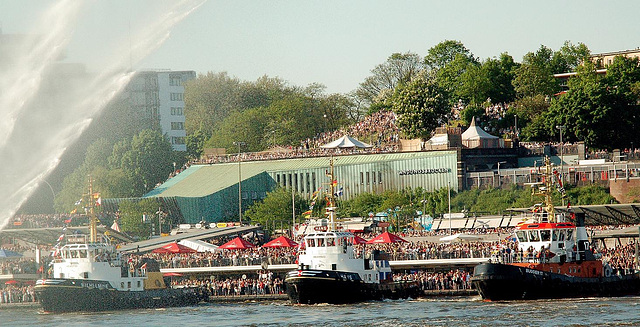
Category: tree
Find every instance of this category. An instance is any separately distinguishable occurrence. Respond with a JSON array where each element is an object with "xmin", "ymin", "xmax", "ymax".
[
  {"xmin": 109, "ymin": 129, "xmax": 175, "ymax": 193},
  {"xmin": 206, "ymin": 107, "xmax": 269, "ymax": 152},
  {"xmin": 392, "ymin": 72, "xmax": 450, "ymax": 138},
  {"xmin": 481, "ymin": 53, "xmax": 519, "ymax": 104},
  {"xmin": 185, "ymin": 128, "xmax": 211, "ymax": 159},
  {"xmin": 550, "ymin": 41, "xmax": 591, "ymax": 74},
  {"xmin": 540, "ymin": 57, "xmax": 640, "ymax": 149},
  {"xmin": 512, "ymin": 45, "xmax": 559, "ymax": 98},
  {"xmin": 435, "ymin": 53, "xmax": 479, "ymax": 106},
  {"xmin": 424, "ymin": 40, "xmax": 474, "ymax": 71},
  {"xmin": 243, "ymin": 187, "xmax": 308, "ymax": 232},
  {"xmin": 118, "ymin": 199, "xmax": 159, "ymax": 239},
  {"xmin": 356, "ymin": 52, "xmax": 423, "ymax": 106}
]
